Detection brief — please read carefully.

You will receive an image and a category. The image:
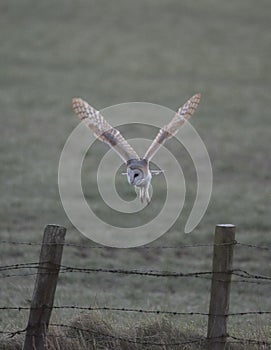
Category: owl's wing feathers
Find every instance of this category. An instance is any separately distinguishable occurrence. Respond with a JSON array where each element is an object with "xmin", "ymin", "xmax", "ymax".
[
  {"xmin": 72, "ymin": 98, "xmax": 140, "ymax": 162},
  {"xmin": 143, "ymin": 93, "xmax": 201, "ymax": 161}
]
